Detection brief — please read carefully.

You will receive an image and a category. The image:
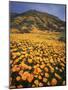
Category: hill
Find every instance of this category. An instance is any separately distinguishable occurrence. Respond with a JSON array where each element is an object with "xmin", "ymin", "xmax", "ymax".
[{"xmin": 10, "ymin": 10, "xmax": 66, "ymax": 33}]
